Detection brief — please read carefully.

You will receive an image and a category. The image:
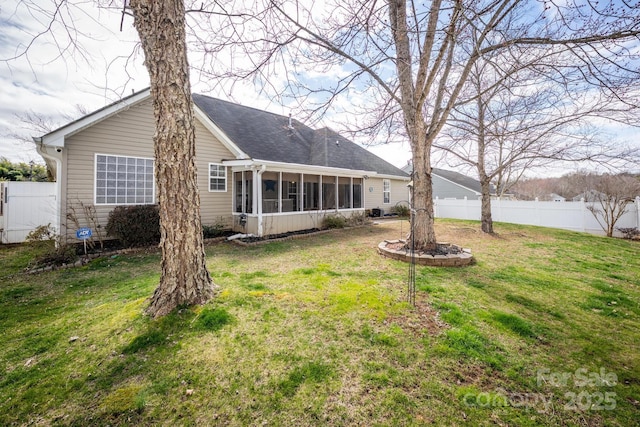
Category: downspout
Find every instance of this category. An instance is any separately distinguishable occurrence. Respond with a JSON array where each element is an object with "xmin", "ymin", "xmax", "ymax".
[
  {"xmin": 33, "ymin": 137, "xmax": 63, "ymax": 240},
  {"xmin": 256, "ymin": 164, "xmax": 266, "ymax": 237}
]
